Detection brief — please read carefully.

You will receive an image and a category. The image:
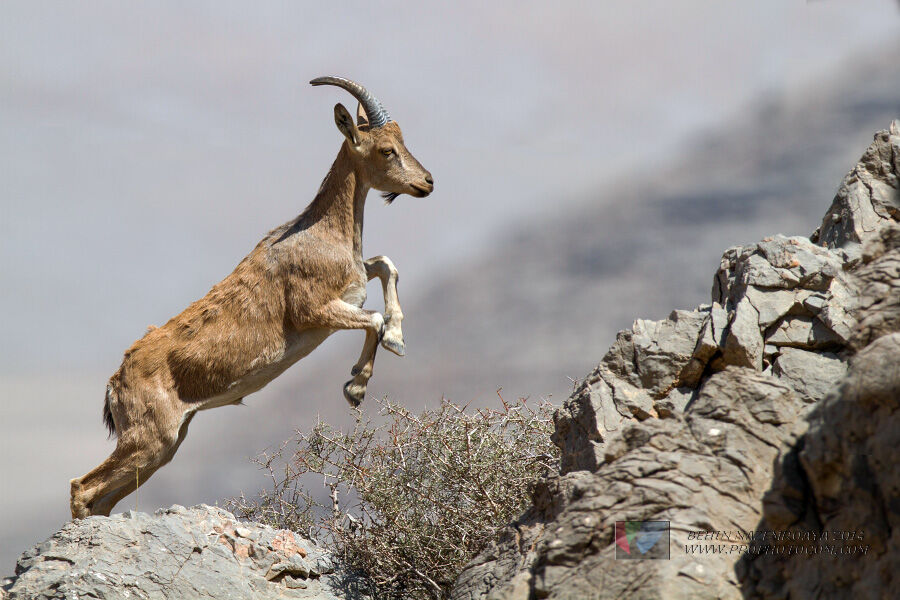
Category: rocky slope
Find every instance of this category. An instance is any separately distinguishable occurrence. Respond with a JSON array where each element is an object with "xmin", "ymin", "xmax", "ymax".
[
  {"xmin": 450, "ymin": 124, "xmax": 900, "ymax": 599},
  {"xmin": 1, "ymin": 505, "xmax": 371, "ymax": 600}
]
